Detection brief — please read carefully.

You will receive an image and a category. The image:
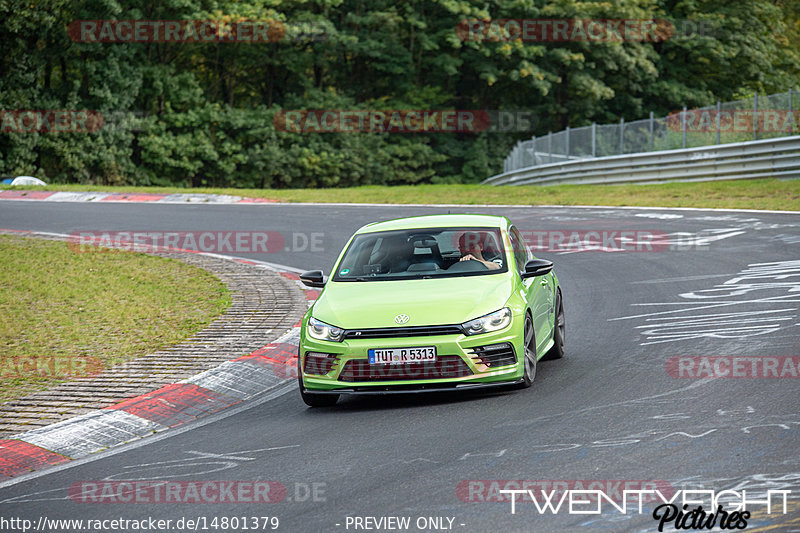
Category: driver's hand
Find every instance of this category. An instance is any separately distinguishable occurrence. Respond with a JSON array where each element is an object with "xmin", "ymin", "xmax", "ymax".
[{"xmin": 460, "ymin": 254, "xmax": 476, "ymax": 262}]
